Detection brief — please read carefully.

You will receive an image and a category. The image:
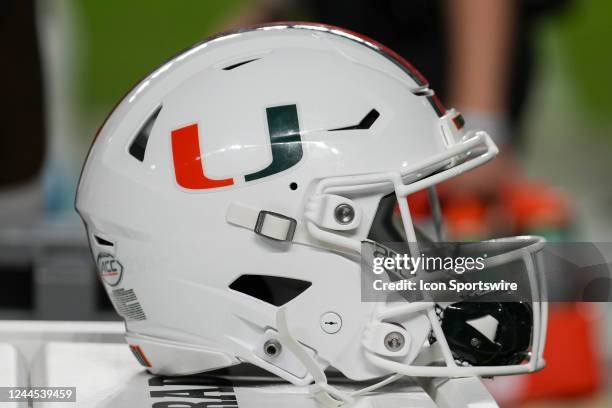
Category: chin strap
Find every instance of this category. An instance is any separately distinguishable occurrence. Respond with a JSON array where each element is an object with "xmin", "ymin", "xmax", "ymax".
[
  {"xmin": 276, "ymin": 308, "xmax": 352, "ymax": 407},
  {"xmin": 275, "ymin": 308, "xmax": 404, "ymax": 407}
]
